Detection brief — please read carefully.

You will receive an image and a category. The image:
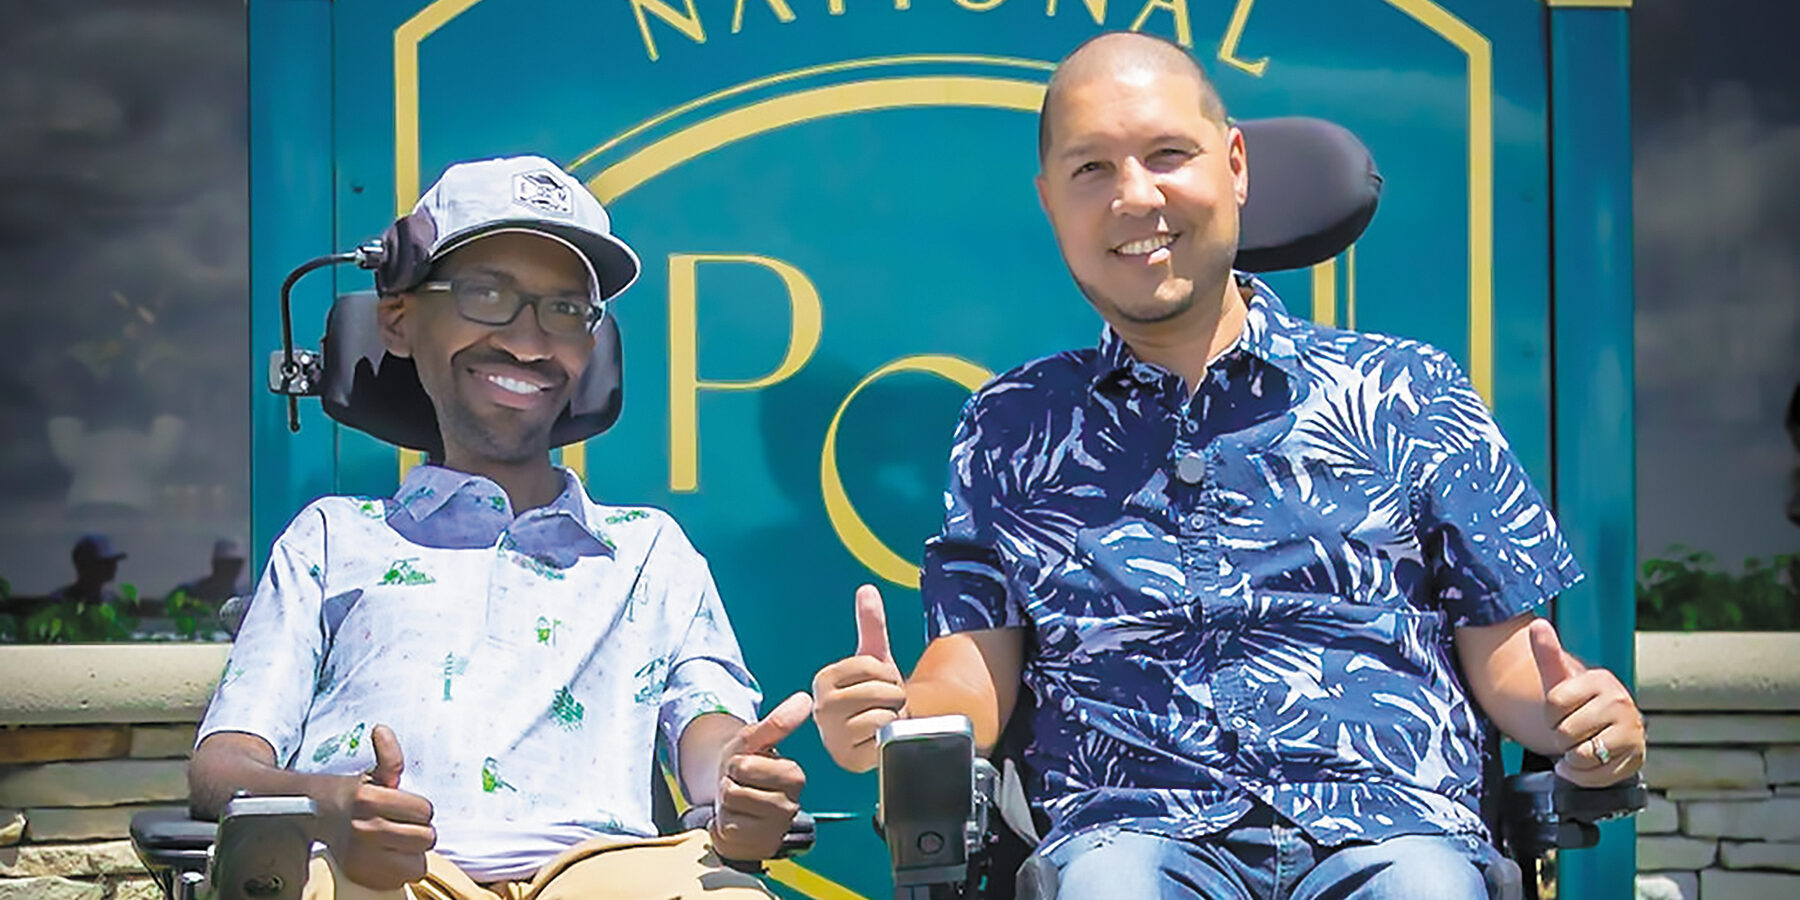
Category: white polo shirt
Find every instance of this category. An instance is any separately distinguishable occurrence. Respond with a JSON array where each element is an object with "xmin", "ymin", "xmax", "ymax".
[{"xmin": 199, "ymin": 465, "xmax": 760, "ymax": 881}]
